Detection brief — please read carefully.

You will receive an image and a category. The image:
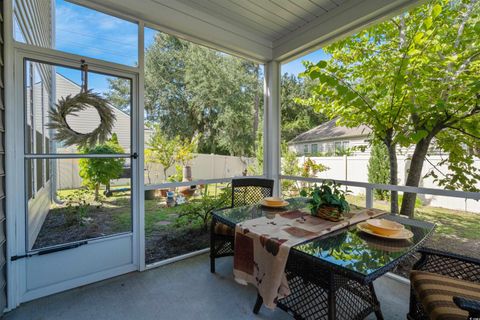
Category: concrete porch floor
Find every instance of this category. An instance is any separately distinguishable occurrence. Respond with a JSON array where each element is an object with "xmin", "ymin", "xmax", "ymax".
[{"xmin": 4, "ymin": 254, "xmax": 410, "ymax": 320}]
